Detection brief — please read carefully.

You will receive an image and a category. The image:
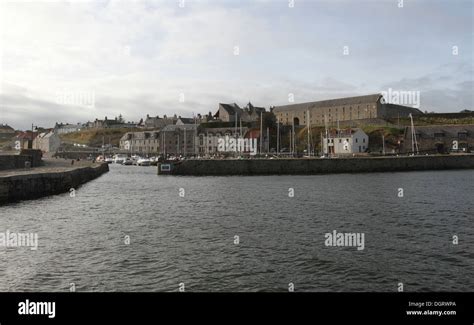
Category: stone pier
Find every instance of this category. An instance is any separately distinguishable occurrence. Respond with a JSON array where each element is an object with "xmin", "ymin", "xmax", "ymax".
[{"xmin": 0, "ymin": 160, "xmax": 109, "ymax": 204}]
